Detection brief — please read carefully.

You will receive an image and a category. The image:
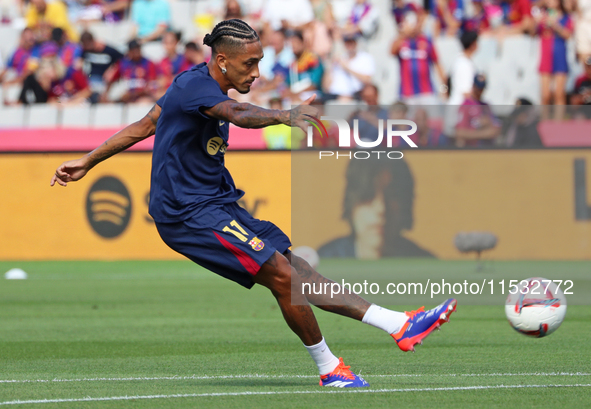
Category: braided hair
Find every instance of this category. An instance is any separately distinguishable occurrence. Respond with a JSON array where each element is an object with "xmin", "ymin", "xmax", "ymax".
[{"xmin": 203, "ymin": 19, "xmax": 259, "ymax": 55}]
